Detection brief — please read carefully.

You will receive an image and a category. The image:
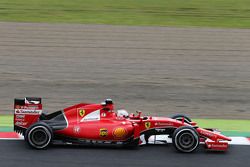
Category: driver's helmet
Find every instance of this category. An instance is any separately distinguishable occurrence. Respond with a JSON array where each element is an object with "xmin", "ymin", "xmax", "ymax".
[{"xmin": 117, "ymin": 109, "xmax": 129, "ymax": 117}]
